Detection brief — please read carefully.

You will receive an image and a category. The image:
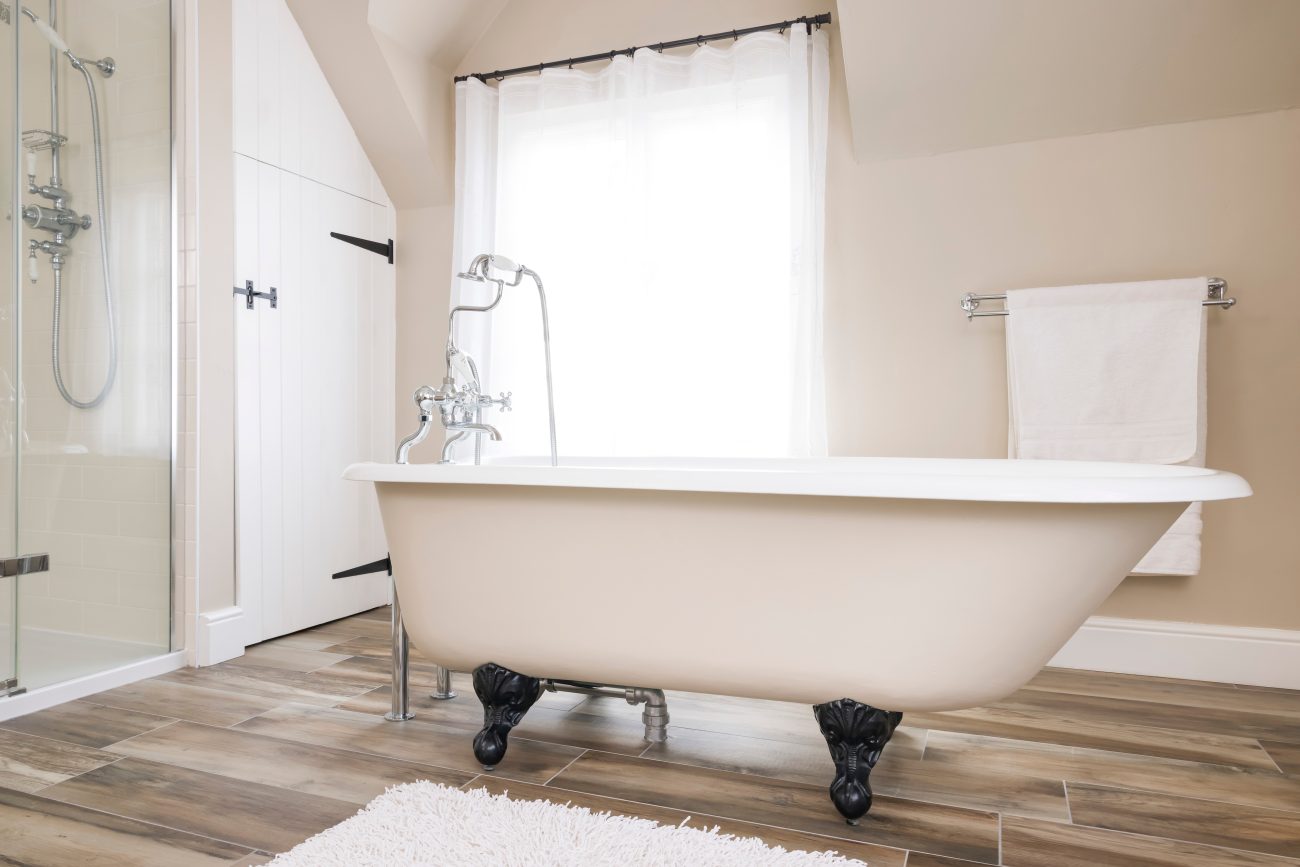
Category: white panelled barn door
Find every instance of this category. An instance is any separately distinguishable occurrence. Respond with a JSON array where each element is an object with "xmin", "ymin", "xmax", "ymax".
[
  {"xmin": 233, "ymin": 0, "xmax": 395, "ymax": 644},
  {"xmin": 233, "ymin": 157, "xmax": 394, "ymax": 642}
]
